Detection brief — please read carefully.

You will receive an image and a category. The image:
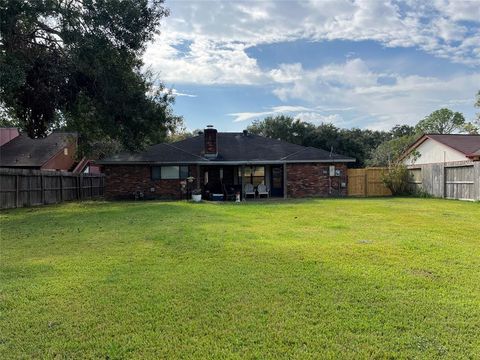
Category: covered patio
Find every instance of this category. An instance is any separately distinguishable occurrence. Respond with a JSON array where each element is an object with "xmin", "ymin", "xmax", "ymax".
[{"xmin": 195, "ymin": 163, "xmax": 286, "ymax": 200}]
